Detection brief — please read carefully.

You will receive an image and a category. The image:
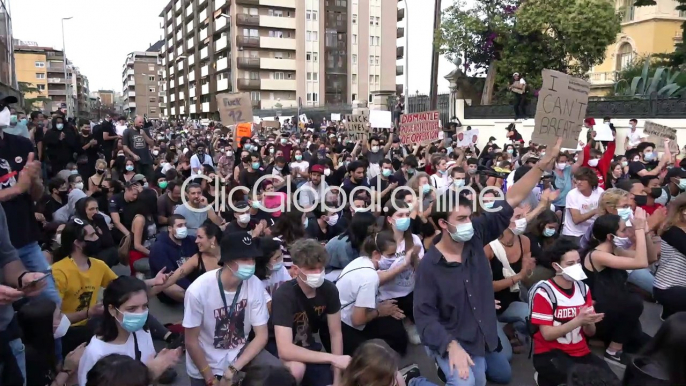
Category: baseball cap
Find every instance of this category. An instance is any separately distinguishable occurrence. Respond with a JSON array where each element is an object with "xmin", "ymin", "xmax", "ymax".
[
  {"xmin": 131, "ymin": 174, "xmax": 146, "ymax": 184},
  {"xmin": 310, "ymin": 164, "xmax": 325, "ymax": 174}
]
